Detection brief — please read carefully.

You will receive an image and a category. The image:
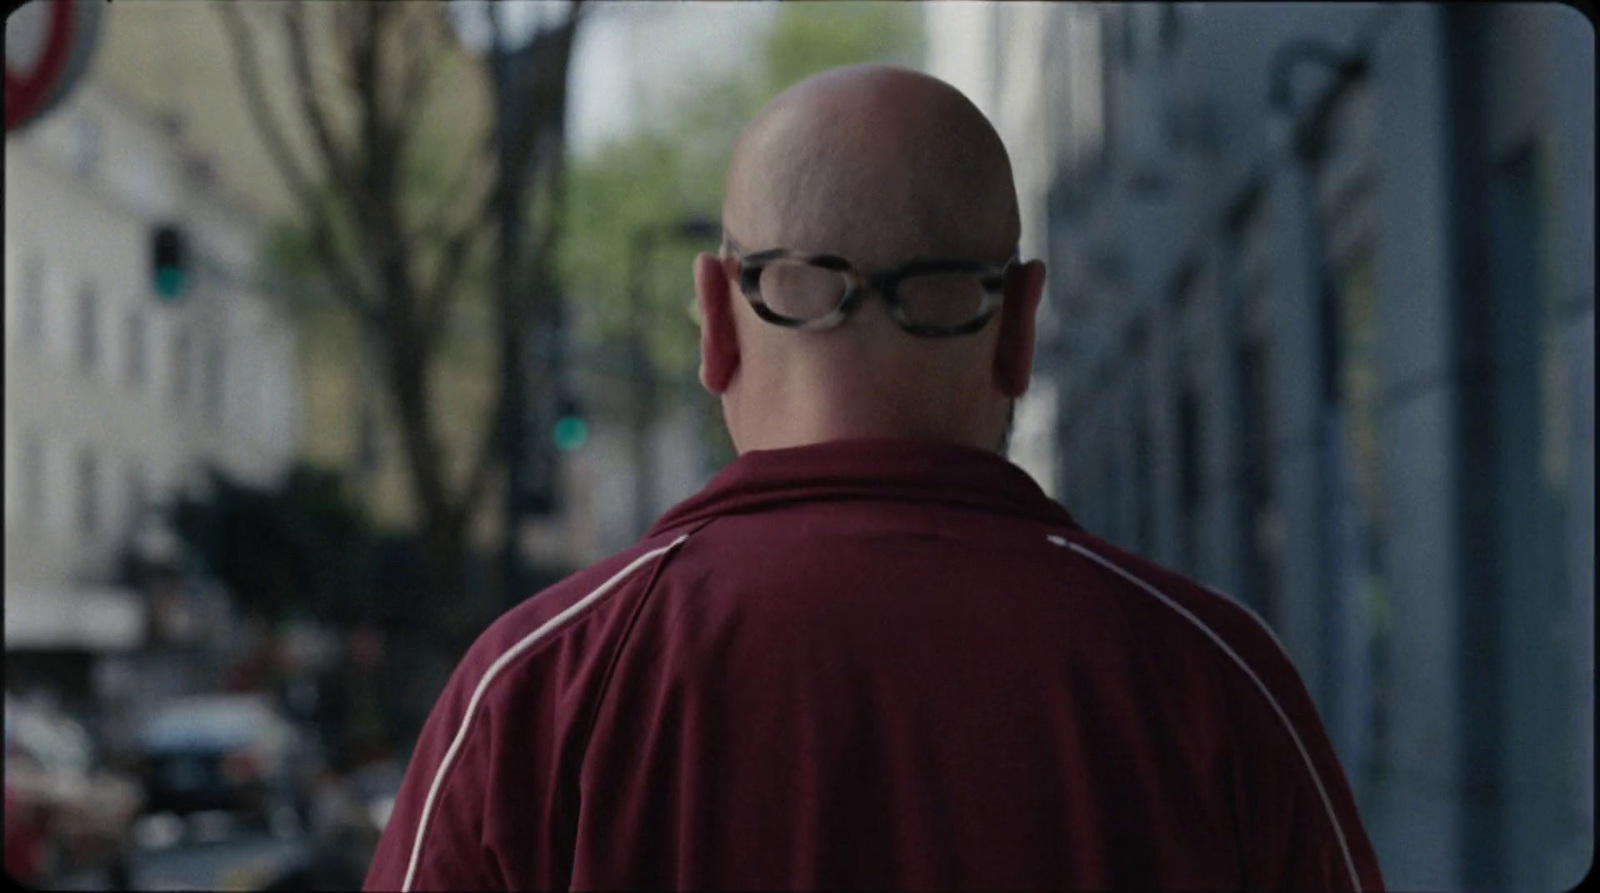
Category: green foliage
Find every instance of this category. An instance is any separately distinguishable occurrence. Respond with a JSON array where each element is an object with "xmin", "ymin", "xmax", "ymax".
[
  {"xmin": 762, "ymin": 1, "xmax": 925, "ymax": 95},
  {"xmin": 261, "ymin": 218, "xmax": 331, "ymax": 320},
  {"xmin": 558, "ymin": 1, "xmax": 926, "ymax": 407},
  {"xmin": 558, "ymin": 133, "xmax": 721, "ymax": 381},
  {"xmin": 171, "ymin": 463, "xmax": 372, "ymax": 626},
  {"xmin": 259, "ymin": 186, "xmax": 387, "ymax": 320},
  {"xmin": 254, "ymin": 28, "xmax": 496, "ymax": 354}
]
